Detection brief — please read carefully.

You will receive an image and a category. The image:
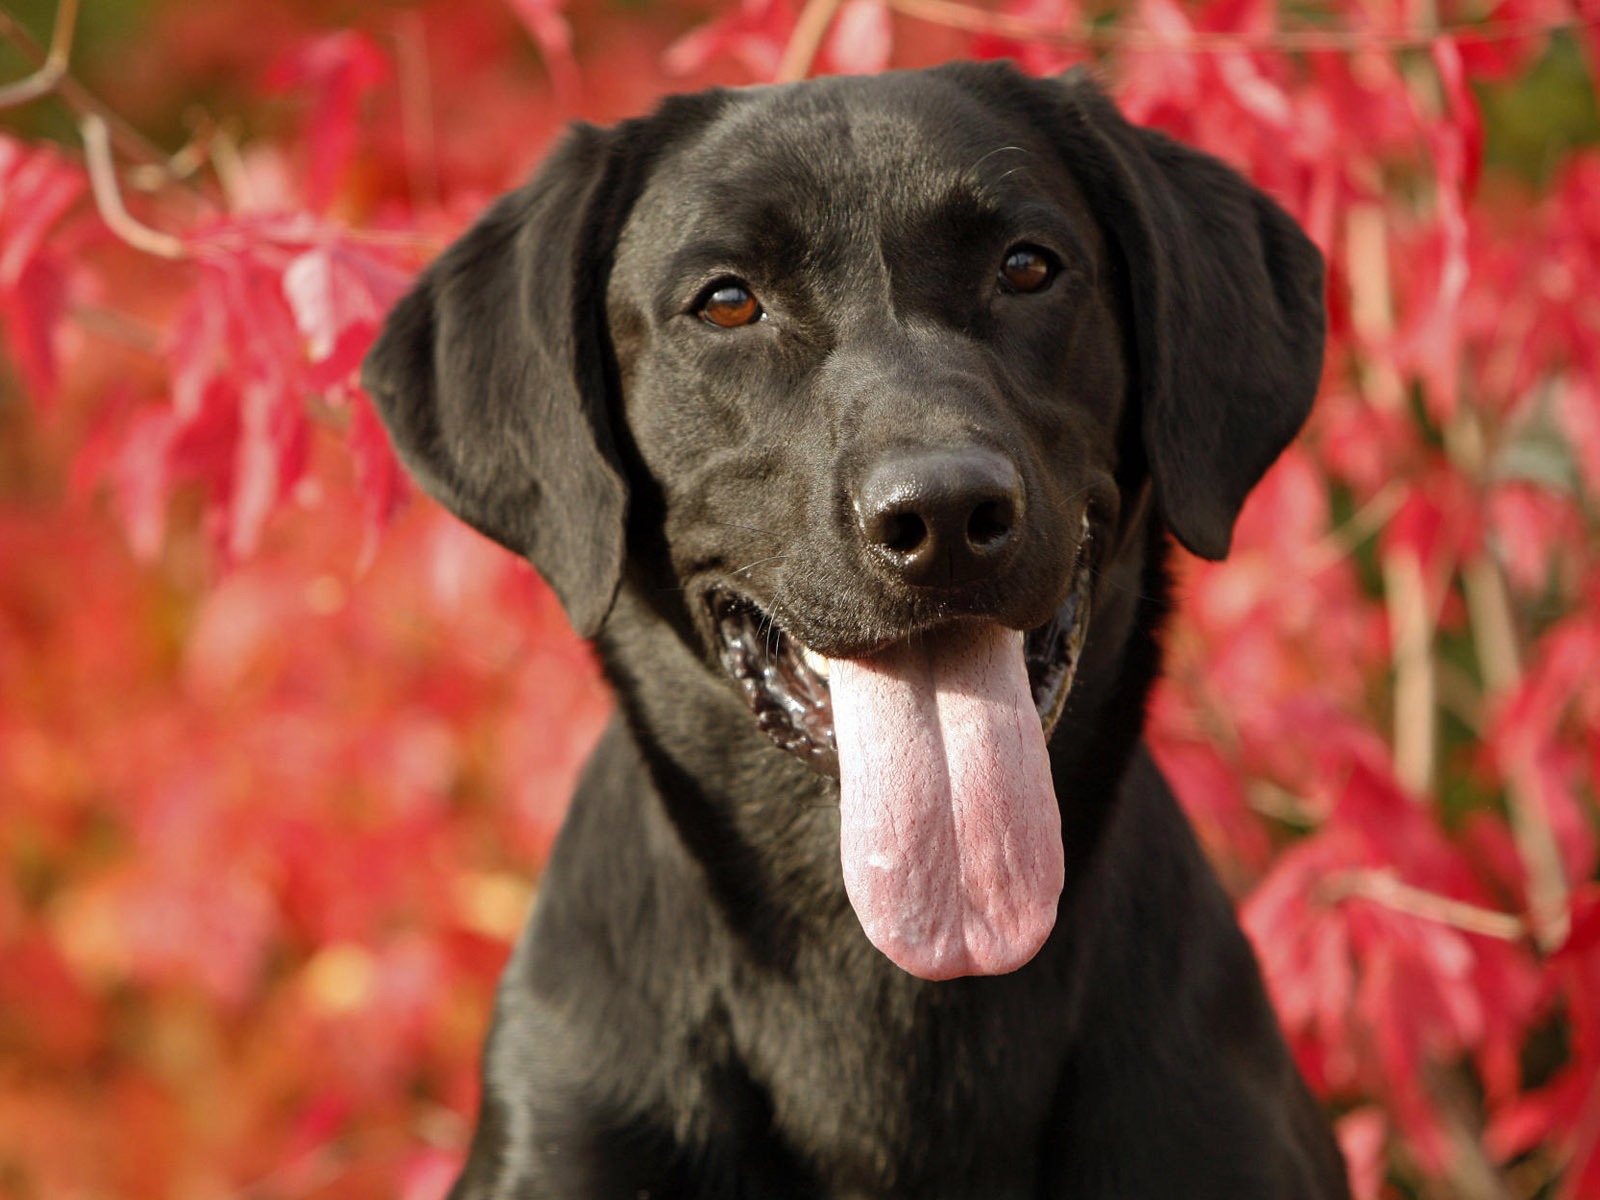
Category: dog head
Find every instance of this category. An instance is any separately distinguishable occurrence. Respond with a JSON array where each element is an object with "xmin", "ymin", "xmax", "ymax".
[{"xmin": 363, "ymin": 63, "xmax": 1324, "ymax": 980}]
